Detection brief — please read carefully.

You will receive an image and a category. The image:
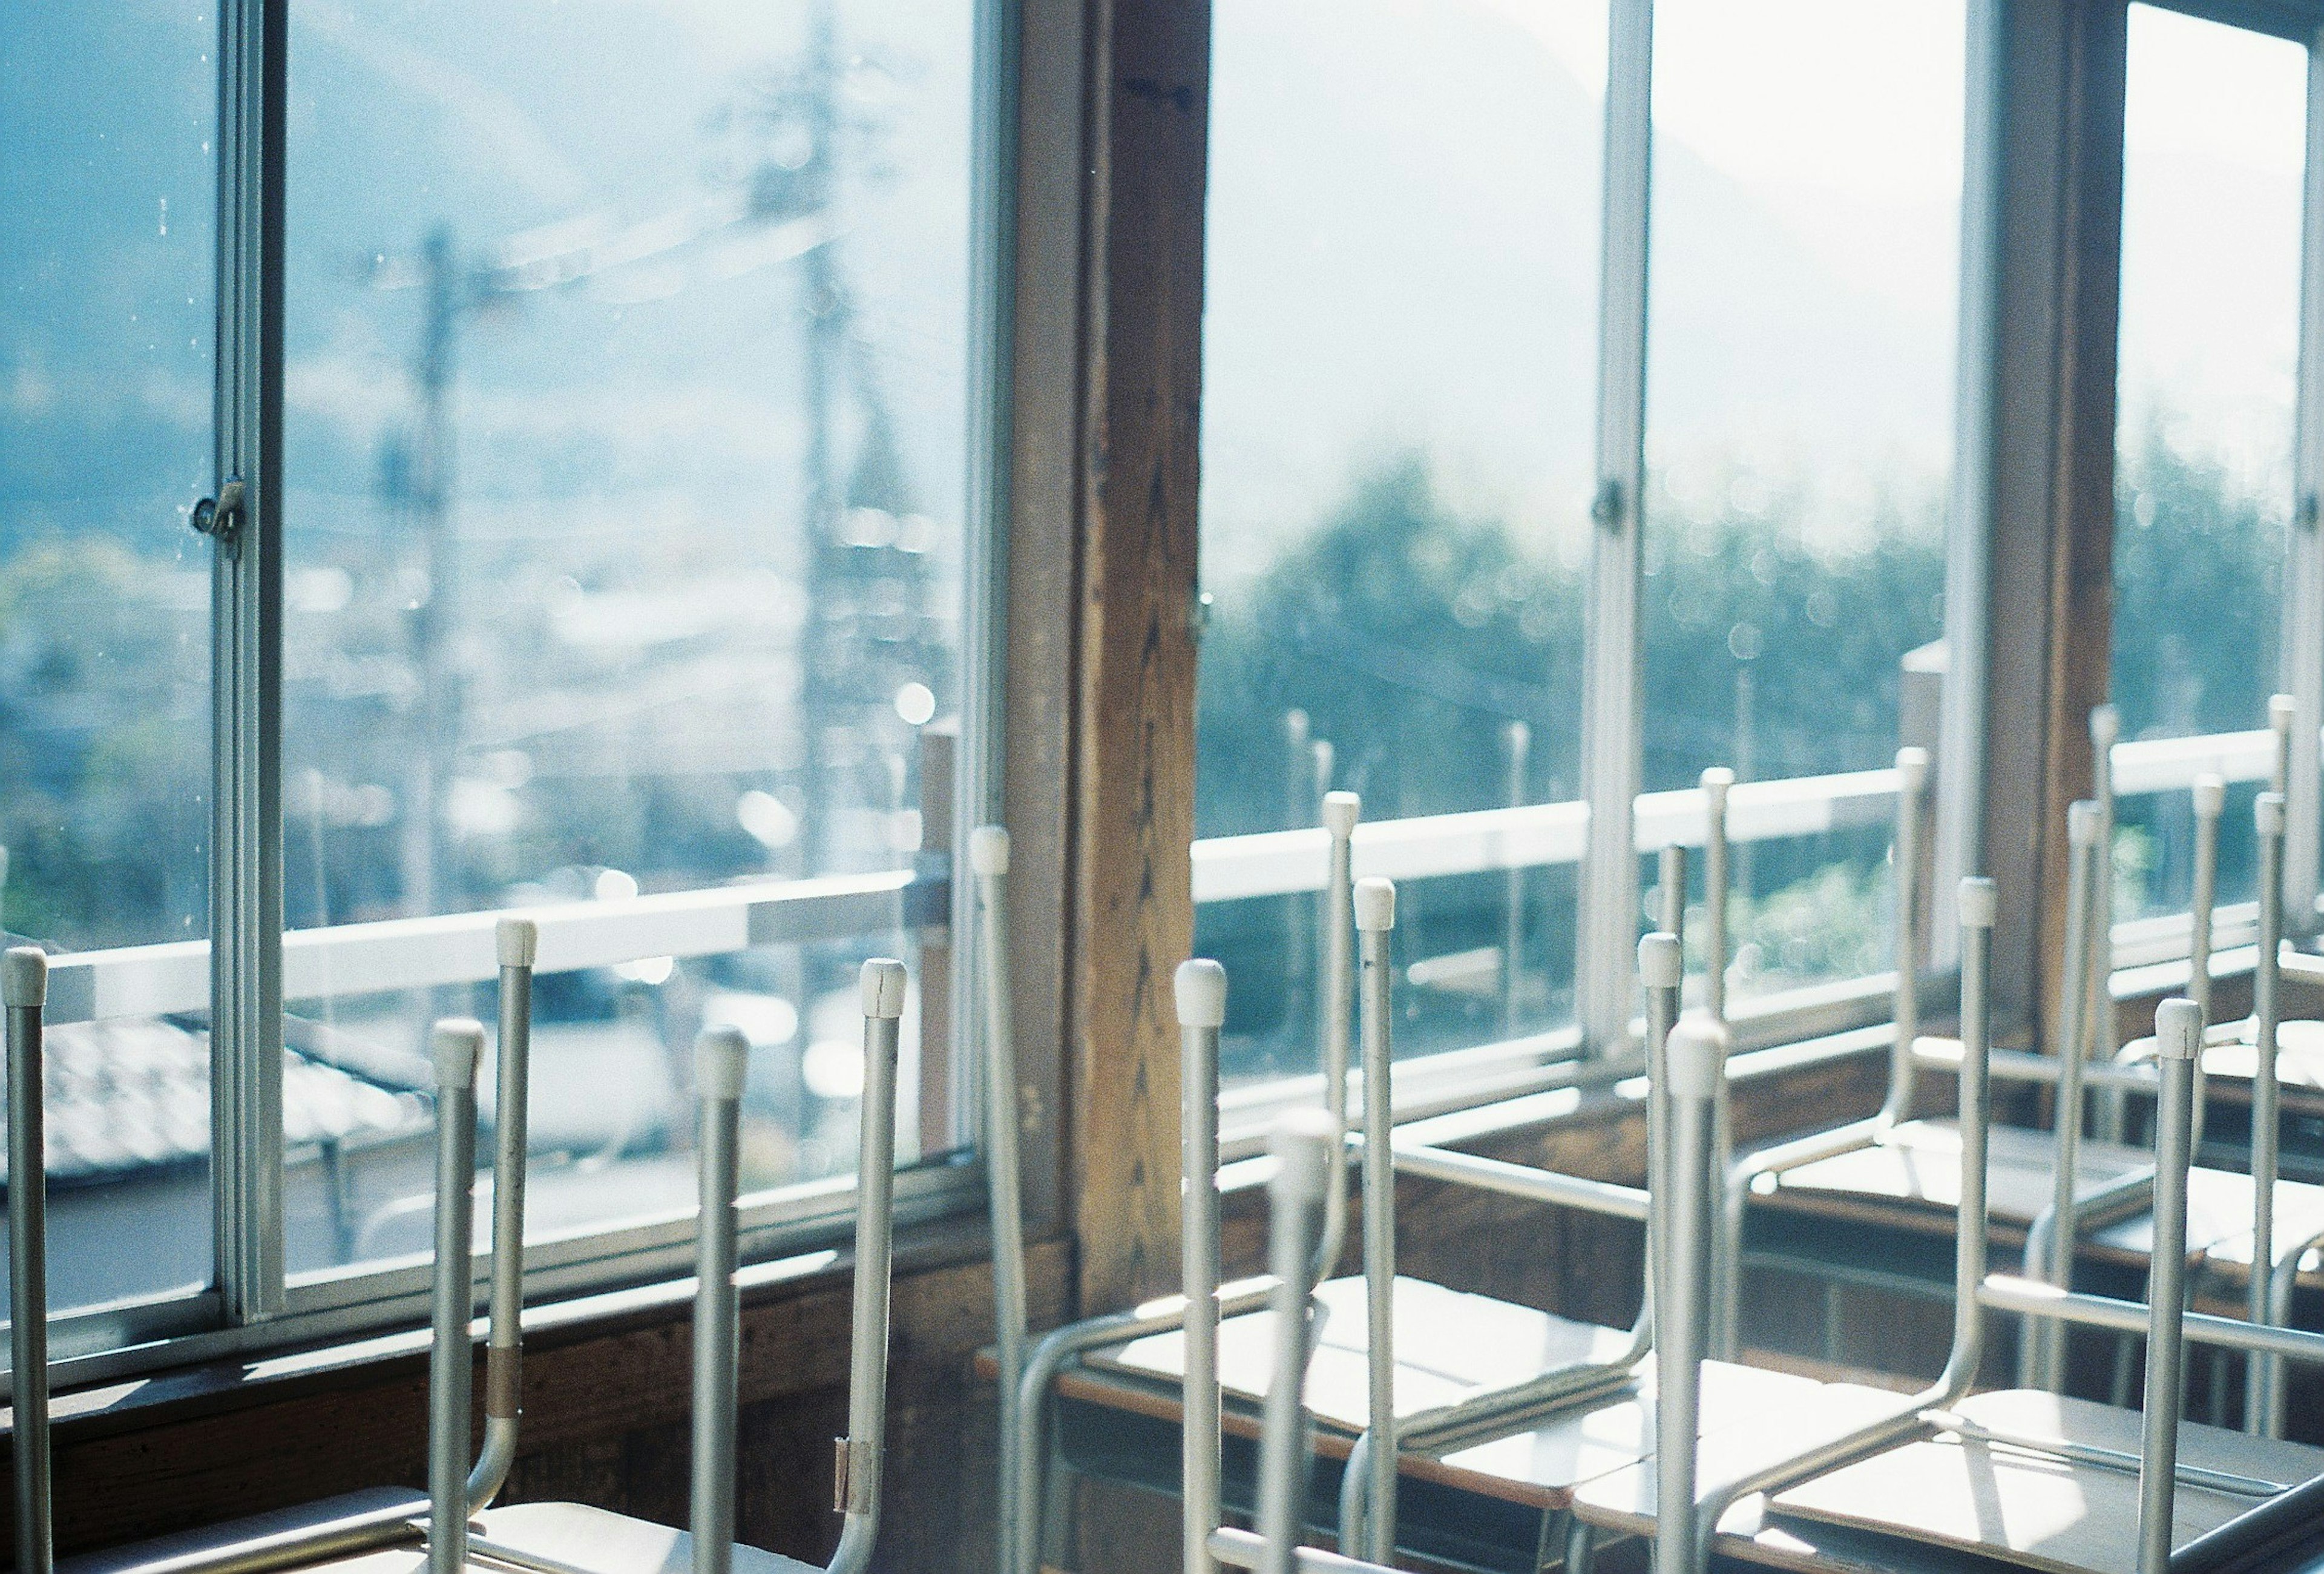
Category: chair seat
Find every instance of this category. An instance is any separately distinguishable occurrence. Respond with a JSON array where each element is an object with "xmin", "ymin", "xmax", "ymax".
[
  {"xmin": 1759, "ymin": 1117, "xmax": 2324, "ymax": 1284},
  {"xmin": 1763, "ymin": 1389, "xmax": 2324, "ymax": 1574},
  {"xmin": 1434, "ymin": 1352, "xmax": 1828, "ymax": 1499},
  {"xmin": 1771, "ymin": 1118, "xmax": 2152, "ymax": 1227},
  {"xmin": 2194, "ymin": 1018, "xmax": 2324, "ymax": 1092},
  {"xmin": 472, "ymin": 1503, "xmax": 820, "ymax": 1574},
  {"xmin": 2090, "ymin": 1168, "xmax": 2324, "ymax": 1273},
  {"xmin": 57, "ymin": 1488, "xmax": 425, "ymax": 1574},
  {"xmin": 1092, "ymin": 1273, "xmax": 1636, "ymax": 1434},
  {"xmin": 1567, "ymin": 1380, "xmax": 1908, "ymax": 1539}
]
